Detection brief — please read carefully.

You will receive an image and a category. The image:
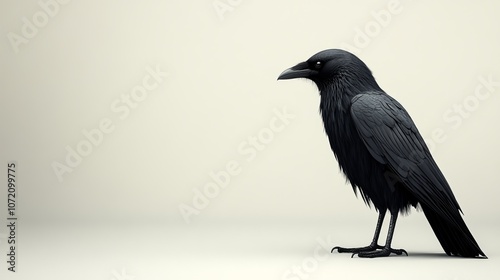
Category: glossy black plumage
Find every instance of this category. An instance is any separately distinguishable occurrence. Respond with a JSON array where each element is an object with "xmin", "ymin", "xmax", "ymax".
[{"xmin": 278, "ymin": 49, "xmax": 485, "ymax": 258}]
